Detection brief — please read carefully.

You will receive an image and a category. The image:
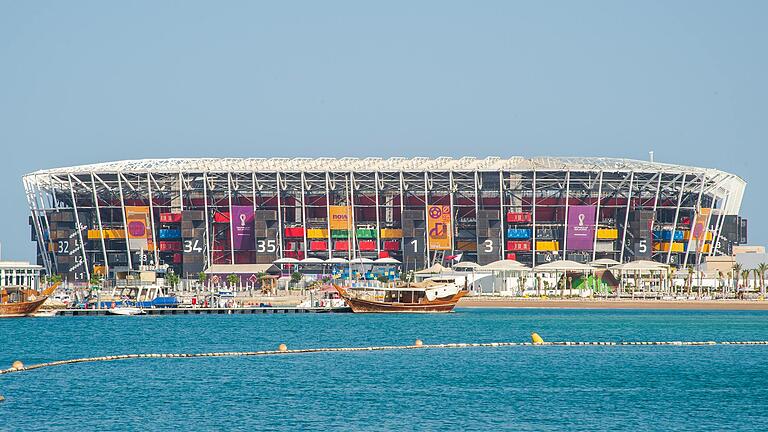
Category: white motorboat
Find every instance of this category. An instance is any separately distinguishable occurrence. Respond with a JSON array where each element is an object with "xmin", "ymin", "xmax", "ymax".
[{"xmin": 107, "ymin": 307, "xmax": 145, "ymax": 316}]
